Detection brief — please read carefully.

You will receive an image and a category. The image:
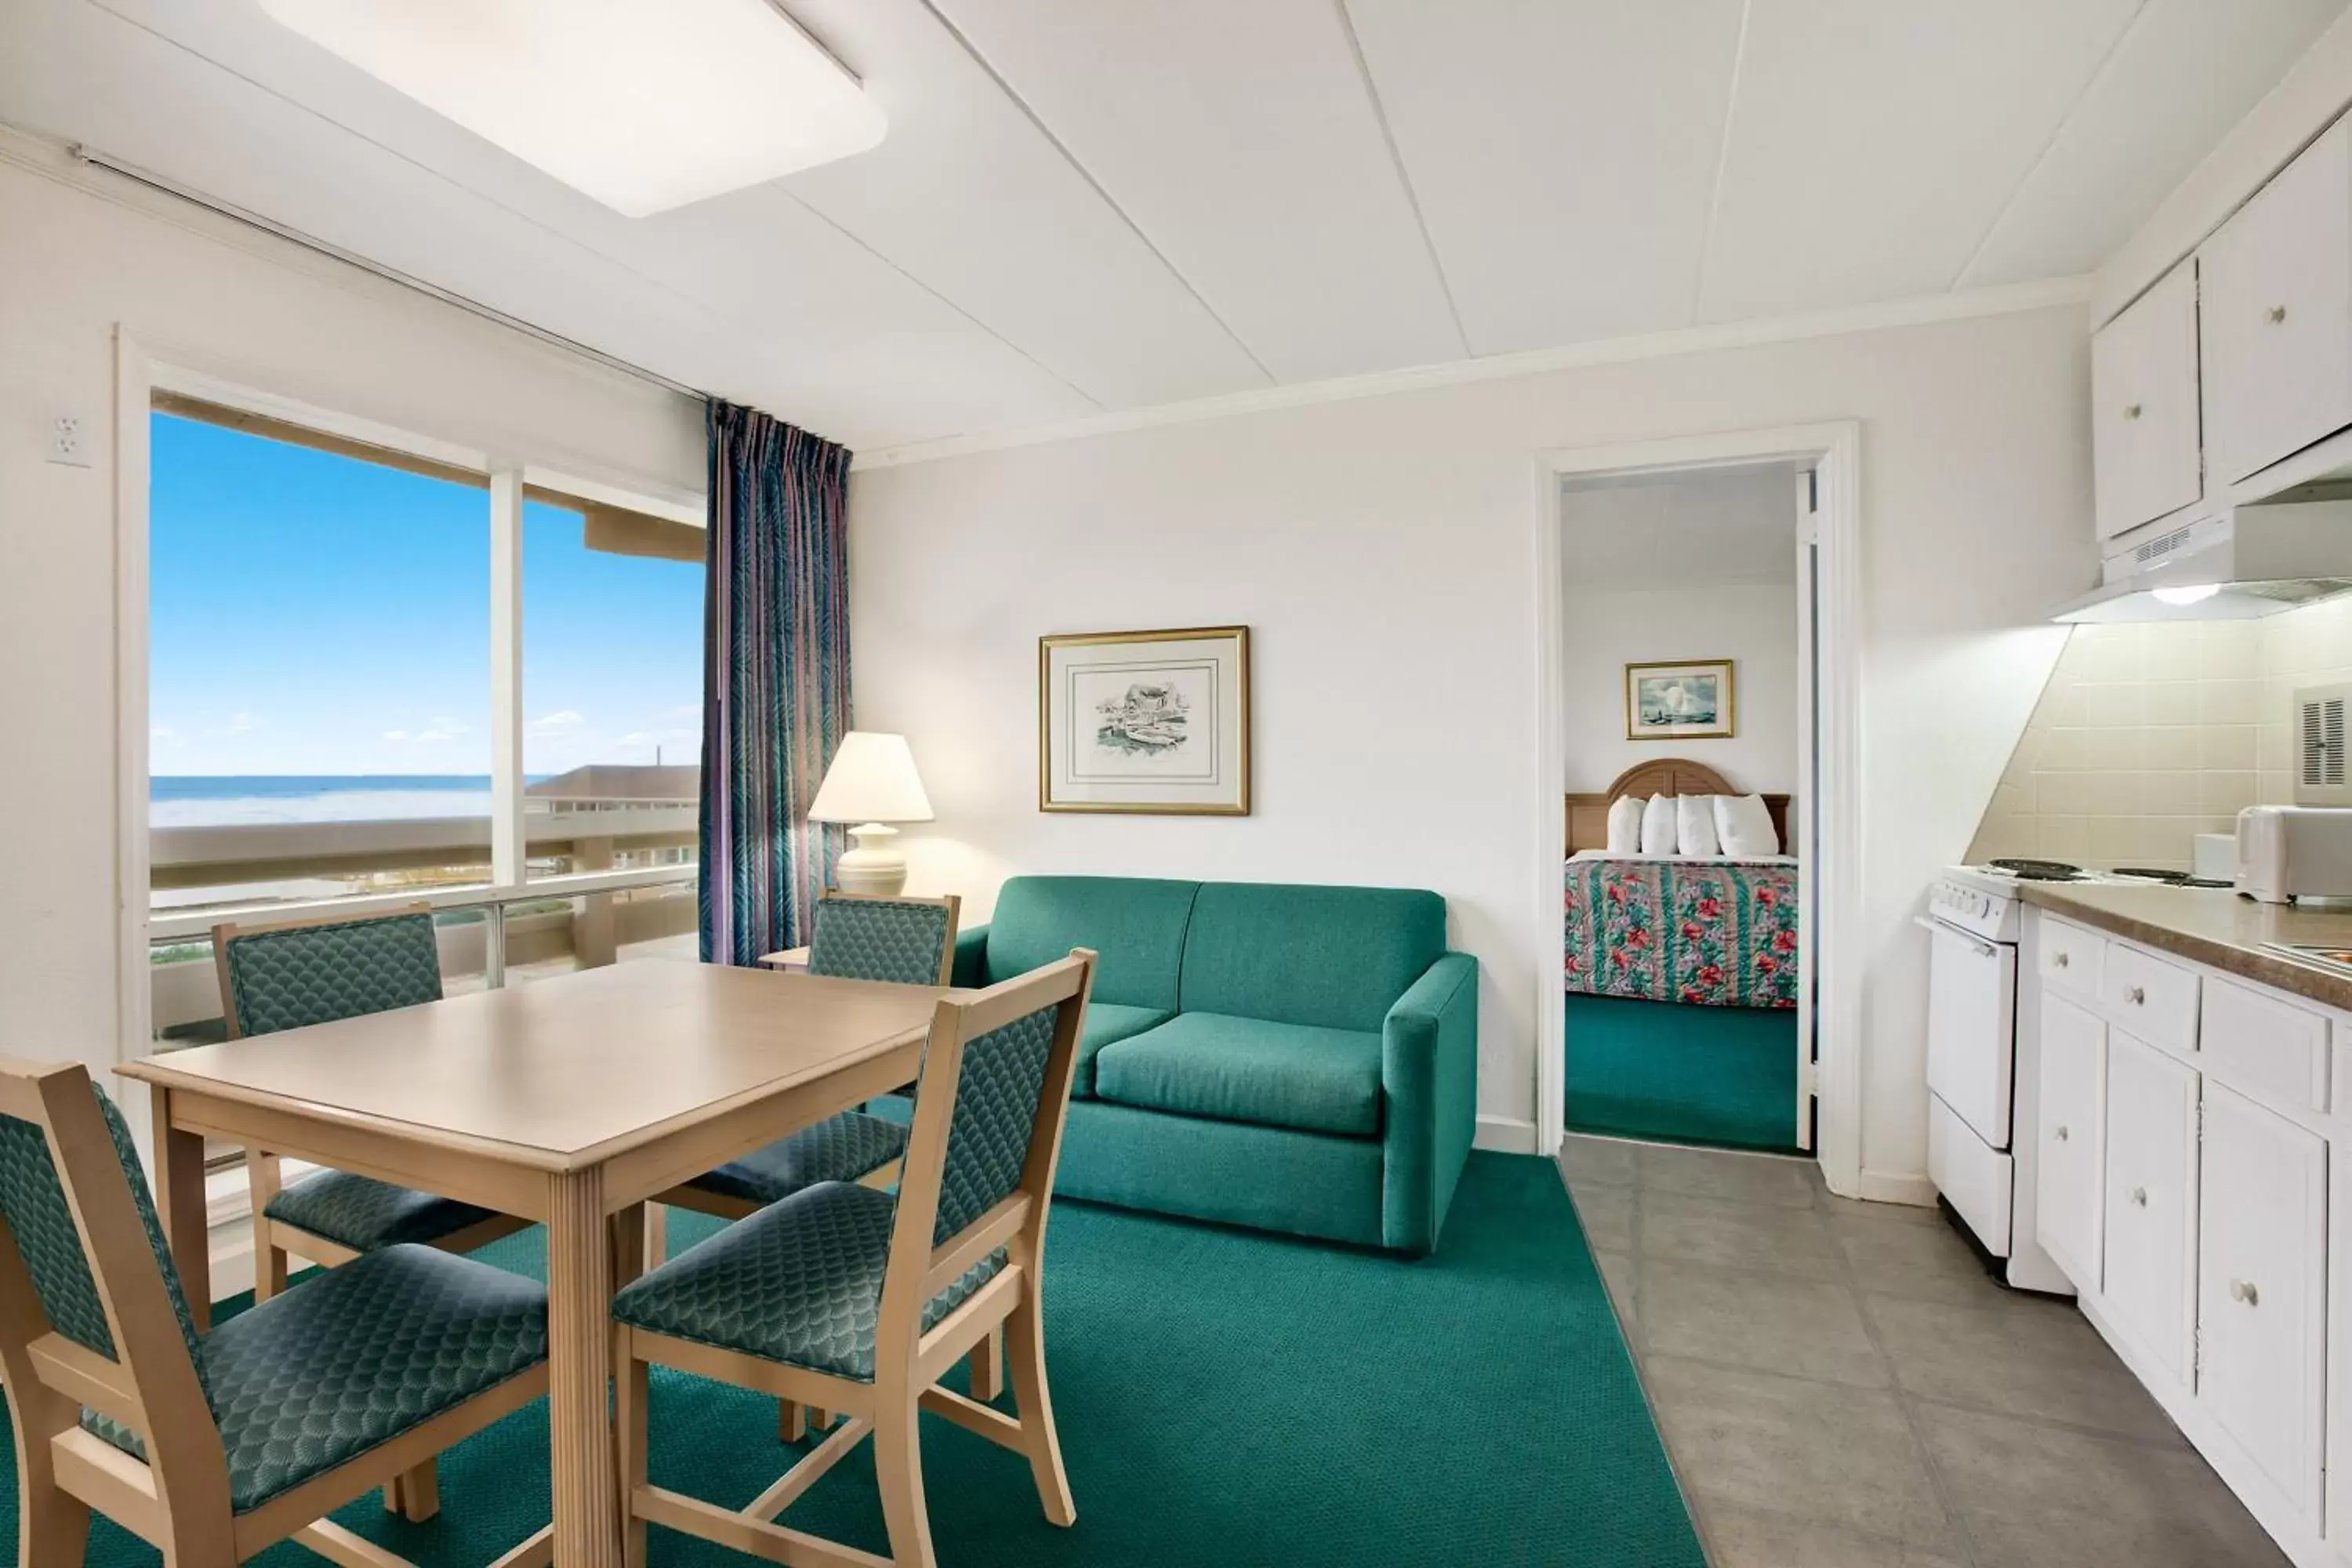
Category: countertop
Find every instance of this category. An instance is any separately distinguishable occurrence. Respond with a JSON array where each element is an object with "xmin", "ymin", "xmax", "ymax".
[{"xmin": 2018, "ymin": 881, "xmax": 2352, "ymax": 1013}]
